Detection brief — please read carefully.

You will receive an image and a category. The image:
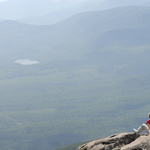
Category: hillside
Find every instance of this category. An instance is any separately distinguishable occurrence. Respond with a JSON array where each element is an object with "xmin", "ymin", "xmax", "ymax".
[
  {"xmin": 19, "ymin": 0, "xmax": 150, "ymax": 25},
  {"xmin": 0, "ymin": 6, "xmax": 150, "ymax": 150},
  {"xmin": 2, "ymin": 6, "xmax": 150, "ymax": 61}
]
